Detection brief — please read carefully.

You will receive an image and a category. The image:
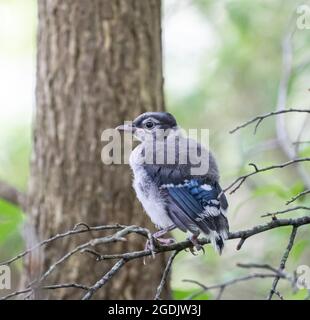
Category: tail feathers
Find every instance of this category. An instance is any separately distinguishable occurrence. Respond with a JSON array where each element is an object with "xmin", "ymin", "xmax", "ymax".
[
  {"xmin": 209, "ymin": 231, "xmax": 227, "ymax": 255},
  {"xmin": 215, "ymin": 236, "xmax": 224, "ymax": 255}
]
